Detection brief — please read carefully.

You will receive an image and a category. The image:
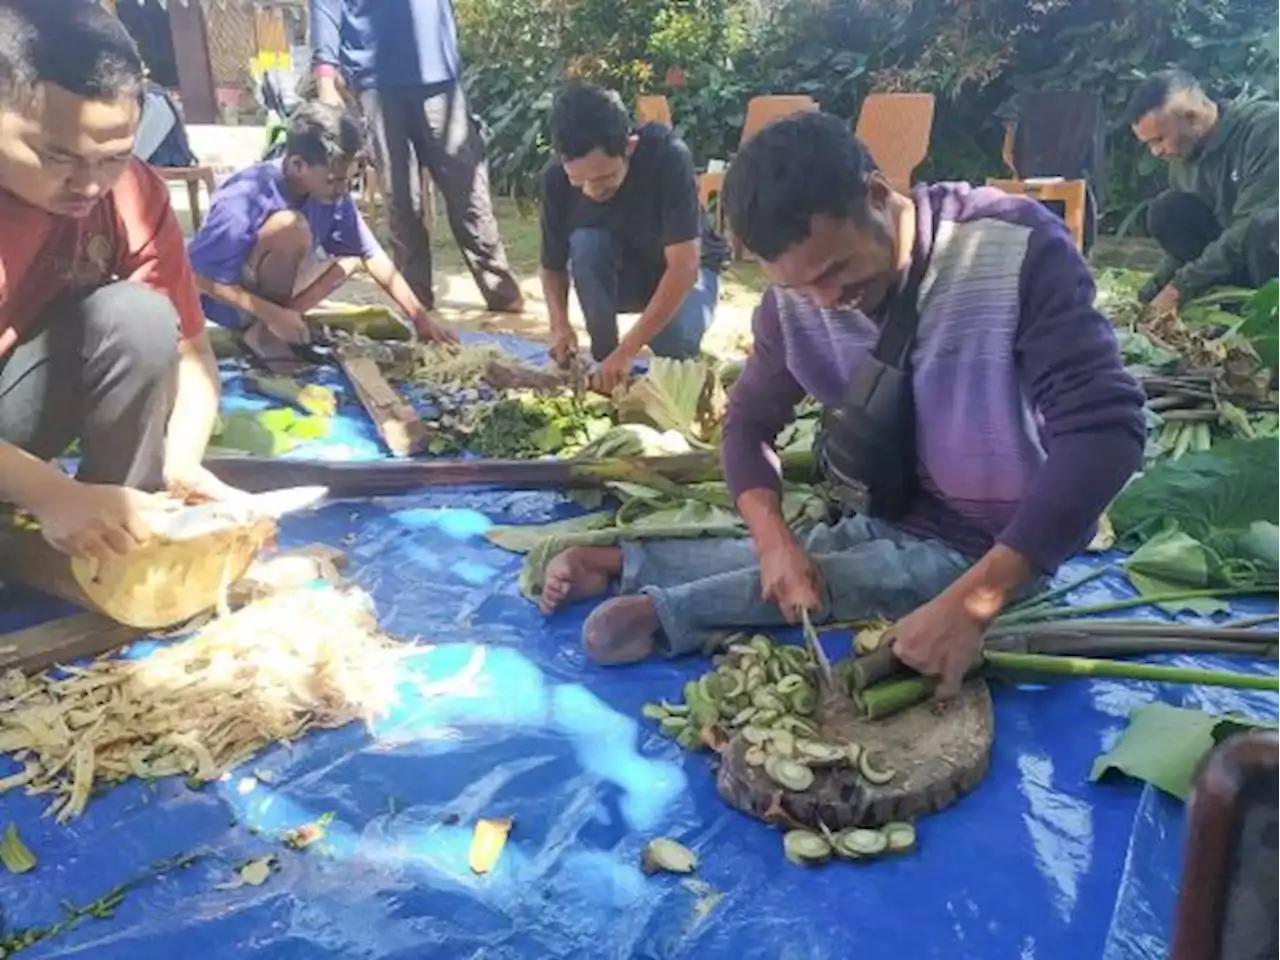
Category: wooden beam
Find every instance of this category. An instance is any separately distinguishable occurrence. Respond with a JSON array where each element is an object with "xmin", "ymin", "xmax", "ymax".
[
  {"xmin": 334, "ymin": 342, "xmax": 429, "ymax": 457},
  {"xmin": 0, "ymin": 614, "xmax": 145, "ymax": 675}
]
